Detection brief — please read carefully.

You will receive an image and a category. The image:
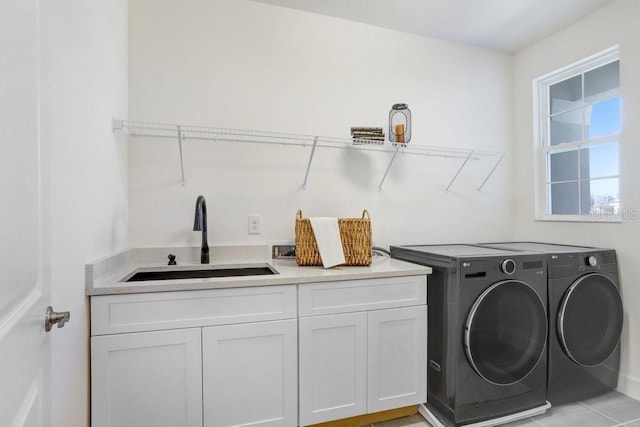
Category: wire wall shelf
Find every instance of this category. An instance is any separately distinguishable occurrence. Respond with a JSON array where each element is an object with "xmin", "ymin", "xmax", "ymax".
[{"xmin": 113, "ymin": 119, "xmax": 505, "ymax": 191}]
